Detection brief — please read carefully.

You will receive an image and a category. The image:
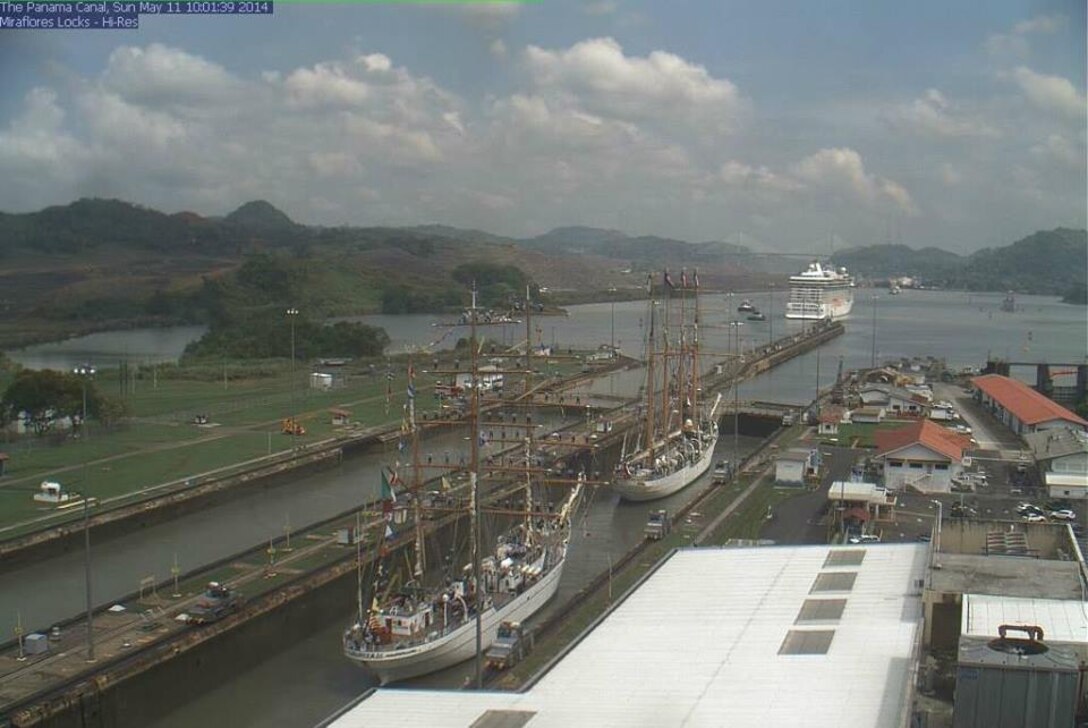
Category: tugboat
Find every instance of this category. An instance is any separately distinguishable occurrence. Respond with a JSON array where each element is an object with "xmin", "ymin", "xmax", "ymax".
[
  {"xmin": 737, "ymin": 299, "xmax": 756, "ymax": 313},
  {"xmin": 746, "ymin": 309, "xmax": 766, "ymax": 322}
]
